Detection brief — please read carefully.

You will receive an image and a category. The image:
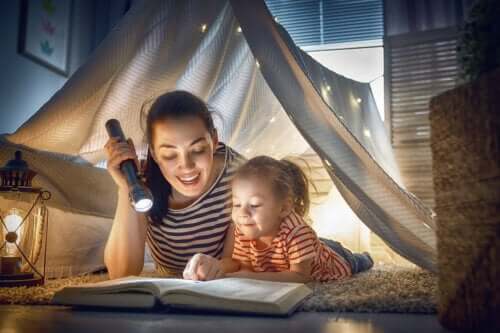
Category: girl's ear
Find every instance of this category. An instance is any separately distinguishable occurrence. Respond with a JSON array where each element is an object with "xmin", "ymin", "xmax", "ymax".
[{"xmin": 279, "ymin": 198, "xmax": 293, "ymax": 218}]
